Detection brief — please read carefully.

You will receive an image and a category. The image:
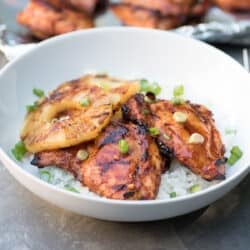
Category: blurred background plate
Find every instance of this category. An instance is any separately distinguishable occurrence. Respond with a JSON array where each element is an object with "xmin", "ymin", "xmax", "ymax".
[{"xmin": 1, "ymin": 0, "xmax": 250, "ymax": 45}]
